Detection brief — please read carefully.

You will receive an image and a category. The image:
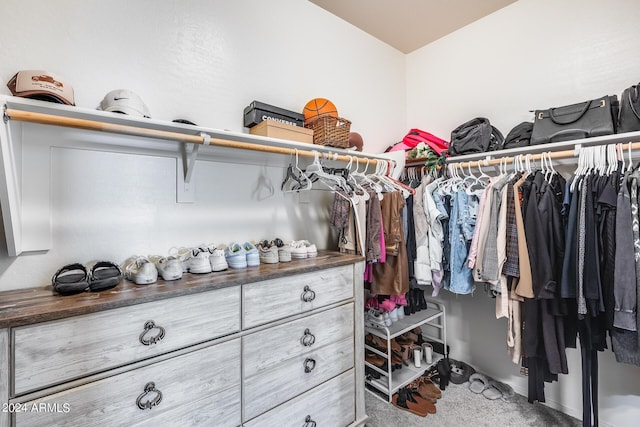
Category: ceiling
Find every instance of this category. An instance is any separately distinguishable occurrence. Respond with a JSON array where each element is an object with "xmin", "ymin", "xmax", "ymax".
[{"xmin": 309, "ymin": 0, "xmax": 517, "ymax": 53}]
